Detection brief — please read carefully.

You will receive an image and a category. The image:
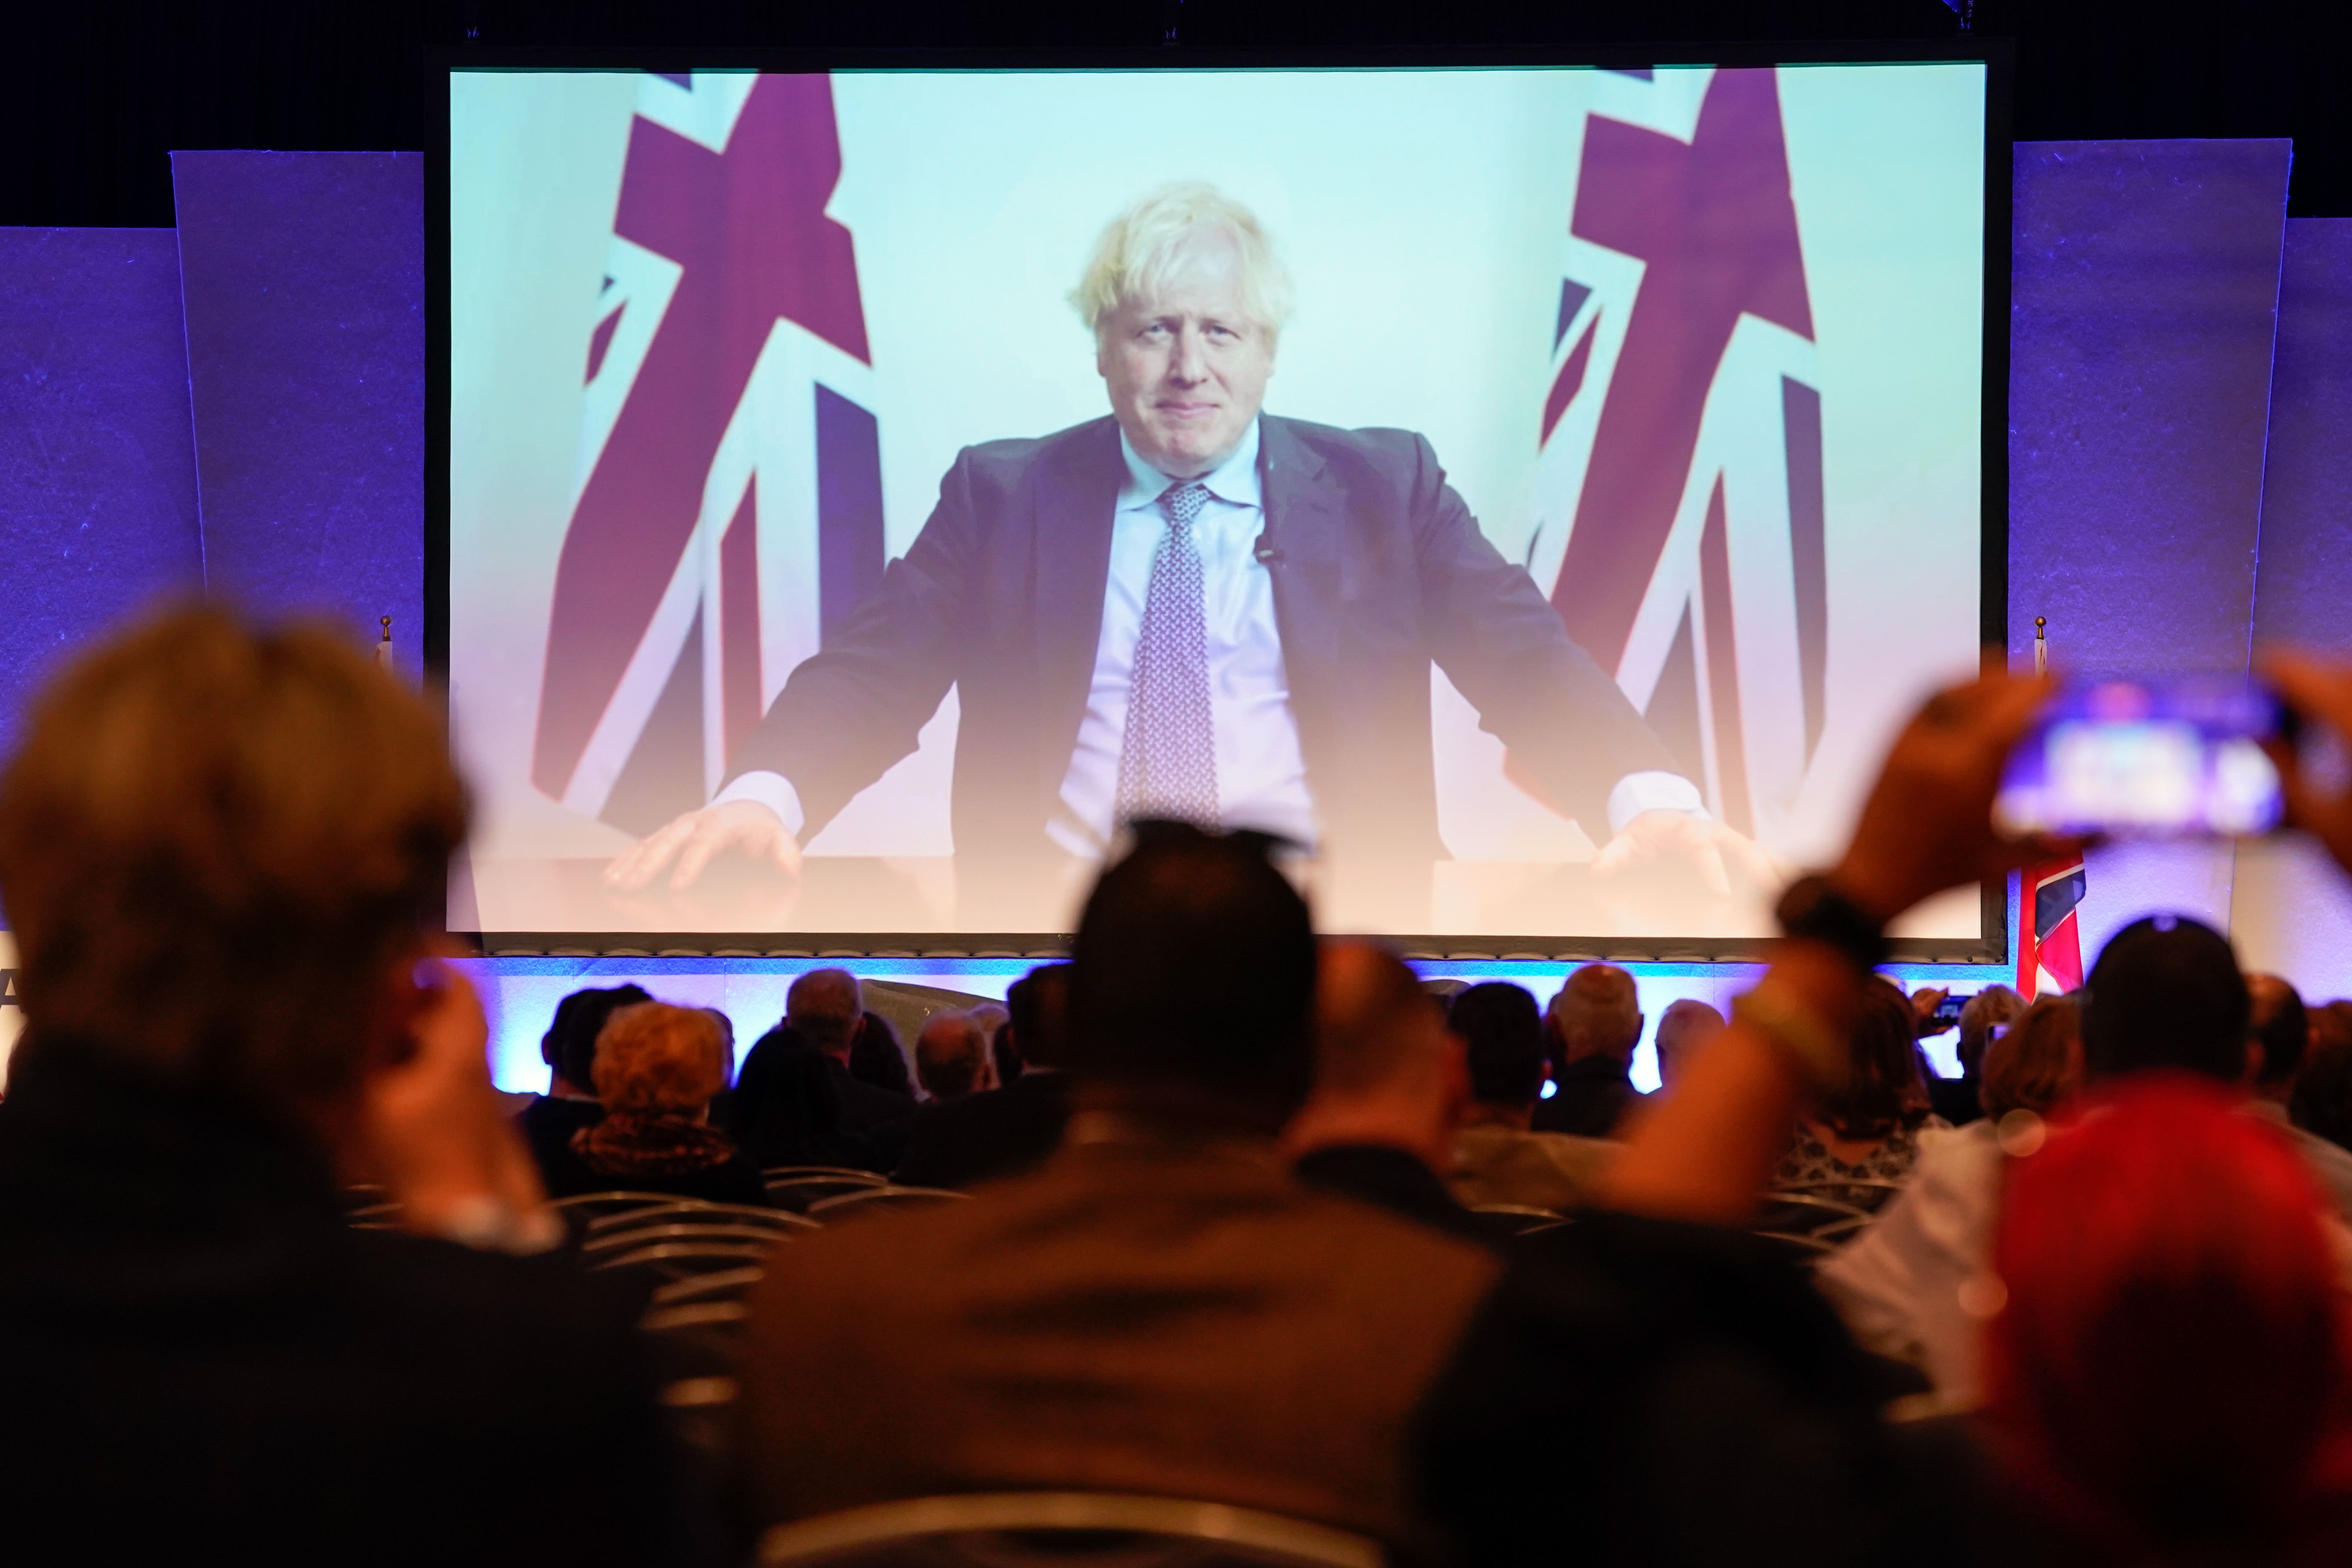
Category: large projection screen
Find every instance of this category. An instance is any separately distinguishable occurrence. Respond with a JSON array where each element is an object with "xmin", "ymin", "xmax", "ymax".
[{"xmin": 439, "ymin": 53, "xmax": 2001, "ymax": 955}]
